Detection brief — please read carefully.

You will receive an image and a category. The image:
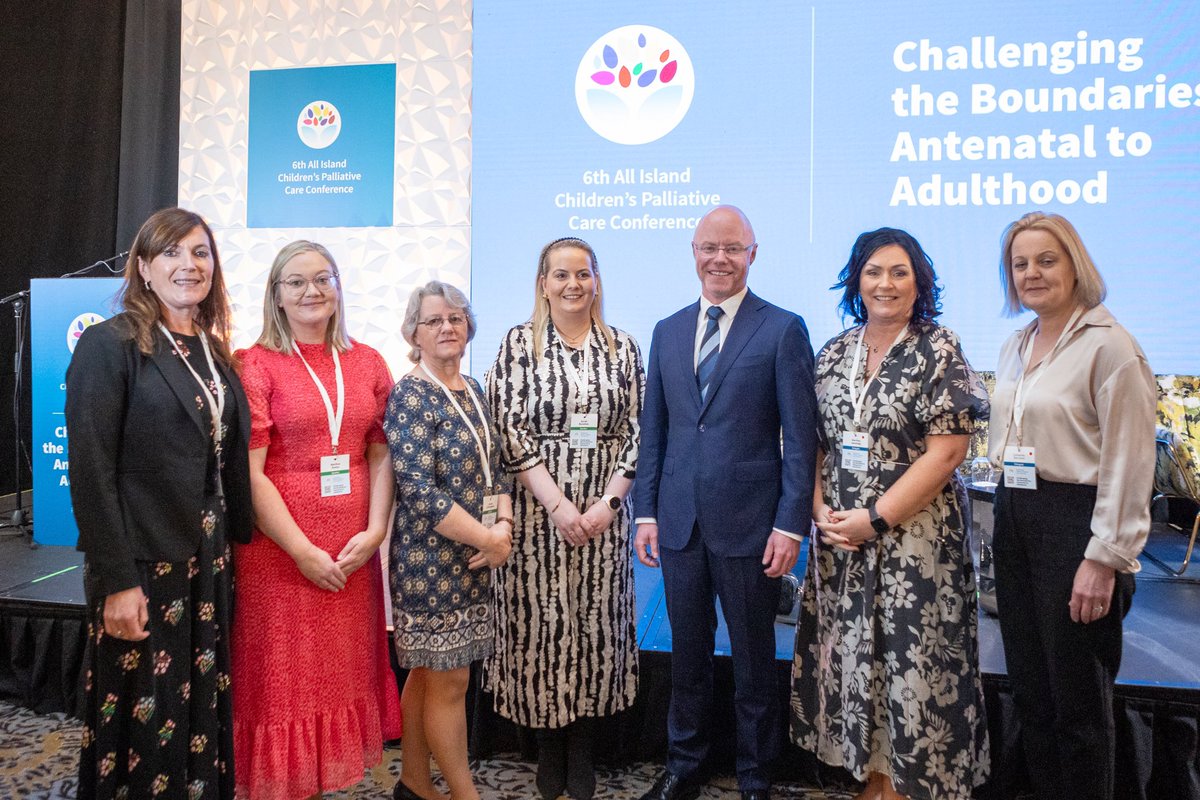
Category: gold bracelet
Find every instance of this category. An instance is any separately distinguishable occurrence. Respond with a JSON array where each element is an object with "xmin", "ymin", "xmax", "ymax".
[
  {"xmin": 496, "ymin": 516, "xmax": 514, "ymax": 526},
  {"xmin": 549, "ymin": 491, "xmax": 563, "ymax": 513}
]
